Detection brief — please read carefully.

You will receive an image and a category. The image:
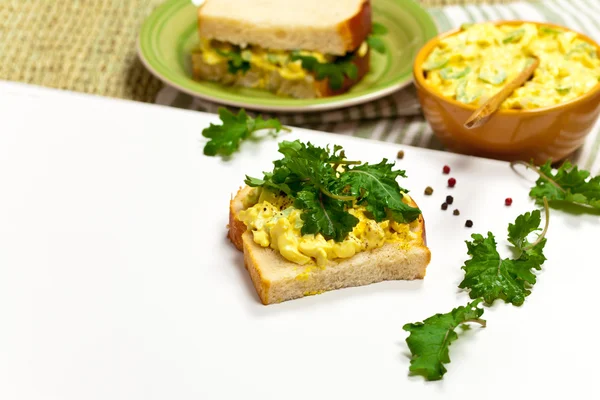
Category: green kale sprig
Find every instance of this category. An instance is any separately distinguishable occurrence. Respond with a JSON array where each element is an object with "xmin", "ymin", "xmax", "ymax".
[
  {"xmin": 459, "ymin": 203, "xmax": 549, "ymax": 306},
  {"xmin": 245, "ymin": 140, "xmax": 421, "ymax": 242},
  {"xmin": 403, "ymin": 299, "xmax": 486, "ymax": 381},
  {"xmin": 512, "ymin": 160, "xmax": 600, "ymax": 210},
  {"xmin": 202, "ymin": 108, "xmax": 289, "ymax": 157}
]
